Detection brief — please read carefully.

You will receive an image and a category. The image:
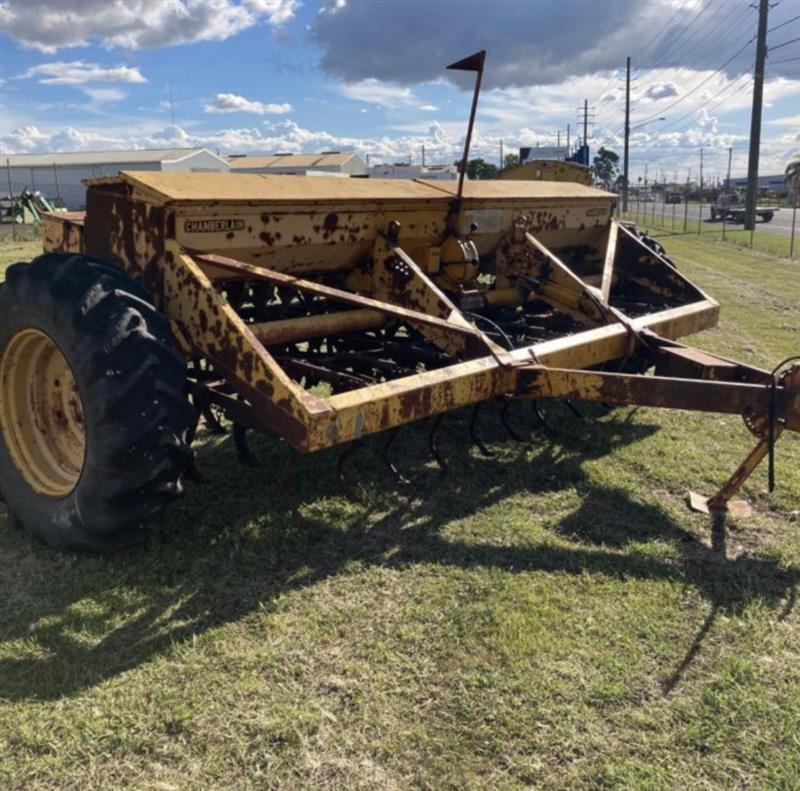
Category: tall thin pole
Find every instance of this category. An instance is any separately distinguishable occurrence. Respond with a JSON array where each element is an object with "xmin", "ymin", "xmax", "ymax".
[
  {"xmin": 500, "ymin": 139, "xmax": 504, "ymax": 170},
  {"xmin": 422, "ymin": 145, "xmax": 425, "ymax": 167},
  {"xmin": 583, "ymin": 99, "xmax": 589, "ymax": 148},
  {"xmin": 623, "ymin": 56, "xmax": 631, "ymax": 212},
  {"xmin": 566, "ymin": 124, "xmax": 571, "ymax": 157},
  {"xmin": 744, "ymin": 0, "xmax": 769, "ymax": 231},
  {"xmin": 52, "ymin": 162, "xmax": 61, "ymax": 202},
  {"xmin": 791, "ymin": 179, "xmax": 797, "ymax": 259},
  {"xmin": 700, "ymin": 147, "xmax": 704, "ymax": 193},
  {"xmin": 448, "ymin": 50, "xmax": 486, "ymax": 203},
  {"xmin": 6, "ymin": 158, "xmax": 12, "ymax": 199},
  {"xmin": 699, "ymin": 147, "xmax": 704, "ymax": 233},
  {"xmin": 726, "ymin": 147, "xmax": 733, "ymax": 188}
]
